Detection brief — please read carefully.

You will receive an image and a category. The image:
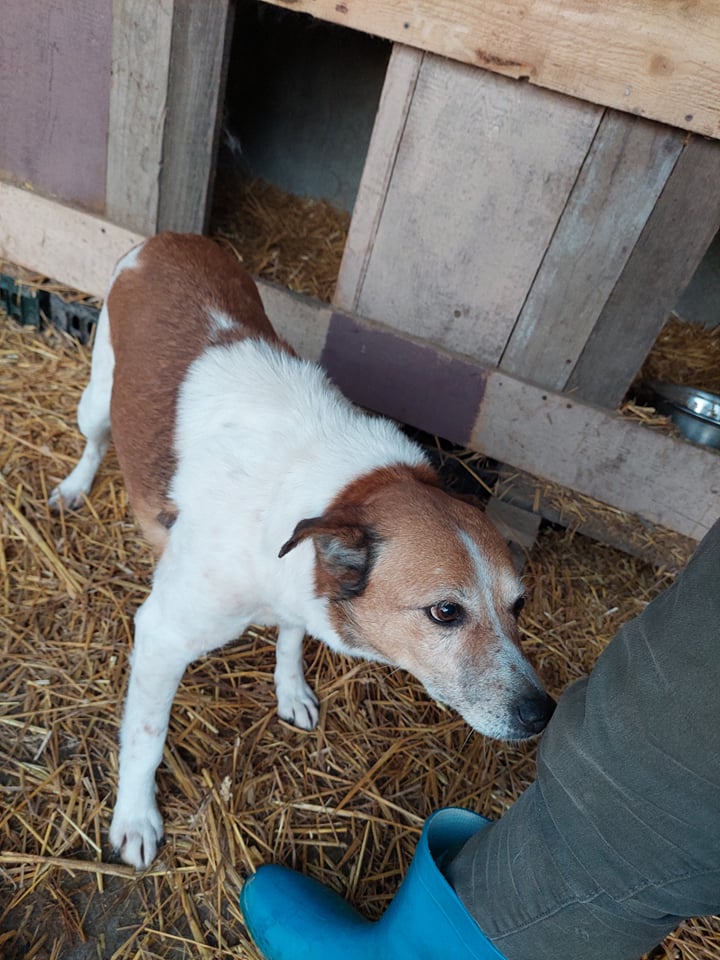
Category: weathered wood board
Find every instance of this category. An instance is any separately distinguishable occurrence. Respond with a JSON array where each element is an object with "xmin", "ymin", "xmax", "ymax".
[
  {"xmin": 496, "ymin": 470, "xmax": 697, "ymax": 571},
  {"xmin": 568, "ymin": 134, "xmax": 720, "ymax": 408},
  {"xmin": 470, "ymin": 376, "xmax": 718, "ymax": 543},
  {"xmin": 0, "ymin": 0, "xmax": 112, "ymax": 212},
  {"xmin": 338, "ymin": 44, "xmax": 720, "ymax": 406},
  {"xmin": 335, "ymin": 52, "xmax": 603, "ymax": 364},
  {"xmin": 258, "ymin": 0, "xmax": 720, "ymax": 139},
  {"xmin": 157, "ymin": 0, "xmax": 234, "ymax": 233},
  {"xmin": 0, "ymin": 183, "xmax": 144, "ymax": 298},
  {"xmin": 258, "ymin": 283, "xmax": 332, "ymax": 363},
  {"xmin": 106, "ymin": 0, "xmax": 175, "ymax": 234},
  {"xmin": 500, "ymin": 113, "xmax": 686, "ymax": 390},
  {"xmin": 334, "ymin": 44, "xmax": 423, "ymax": 312}
]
